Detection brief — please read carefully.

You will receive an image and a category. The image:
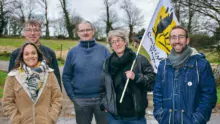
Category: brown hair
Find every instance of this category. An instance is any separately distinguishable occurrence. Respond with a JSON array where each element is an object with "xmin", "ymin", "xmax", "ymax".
[
  {"xmin": 23, "ymin": 20, "xmax": 41, "ymax": 31},
  {"xmin": 169, "ymin": 25, "xmax": 189, "ymax": 38},
  {"xmin": 14, "ymin": 42, "xmax": 44, "ymax": 69}
]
